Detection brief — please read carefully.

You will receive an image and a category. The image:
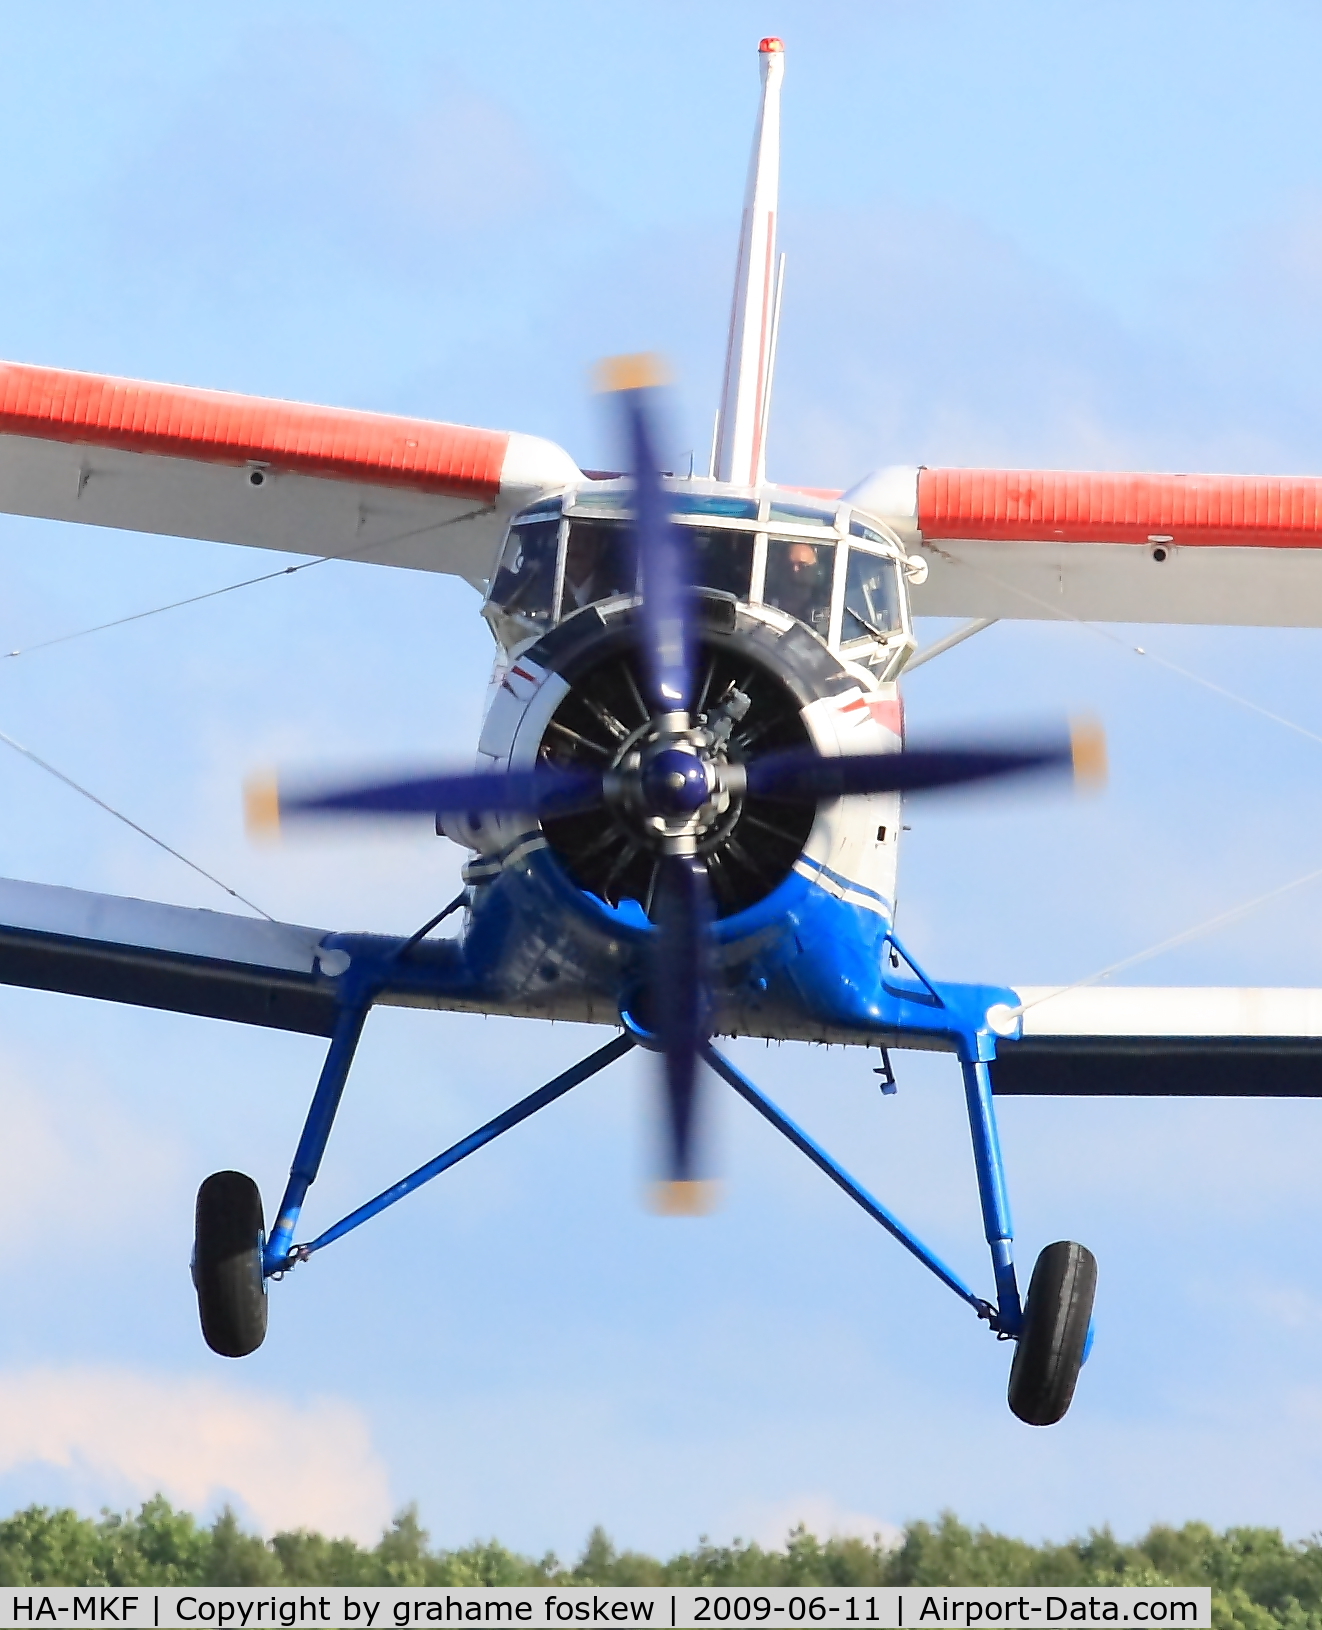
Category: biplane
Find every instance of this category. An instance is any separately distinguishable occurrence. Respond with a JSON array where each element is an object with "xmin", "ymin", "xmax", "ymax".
[{"xmin": 0, "ymin": 37, "xmax": 1319, "ymax": 1427}]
